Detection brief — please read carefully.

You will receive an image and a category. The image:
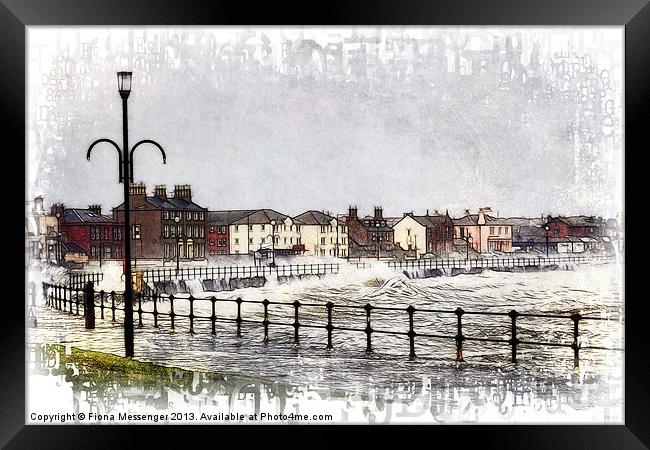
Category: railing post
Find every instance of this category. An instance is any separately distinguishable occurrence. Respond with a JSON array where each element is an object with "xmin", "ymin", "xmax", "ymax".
[
  {"xmin": 293, "ymin": 300, "xmax": 301, "ymax": 344},
  {"xmin": 235, "ymin": 297, "xmax": 242, "ymax": 338},
  {"xmin": 326, "ymin": 301, "xmax": 334, "ymax": 349},
  {"xmin": 364, "ymin": 303, "xmax": 373, "ymax": 353},
  {"xmin": 407, "ymin": 305, "xmax": 416, "ymax": 359},
  {"xmin": 210, "ymin": 296, "xmax": 216, "ymax": 335},
  {"xmin": 455, "ymin": 307, "xmax": 465, "ymax": 362},
  {"xmin": 571, "ymin": 313, "xmax": 581, "ymax": 369},
  {"xmin": 508, "ymin": 310, "xmax": 519, "ymax": 364},
  {"xmin": 110, "ymin": 291, "xmax": 116, "ymax": 321},
  {"xmin": 262, "ymin": 299, "xmax": 270, "ymax": 343},
  {"xmin": 169, "ymin": 294, "xmax": 176, "ymax": 330},
  {"xmin": 99, "ymin": 290, "xmax": 105, "ymax": 319},
  {"xmin": 153, "ymin": 293, "xmax": 159, "ymax": 328},
  {"xmin": 30, "ymin": 281, "xmax": 36, "ymax": 306},
  {"xmin": 72, "ymin": 288, "xmax": 77, "ymax": 314},
  {"xmin": 188, "ymin": 295, "xmax": 195, "ymax": 333},
  {"xmin": 84, "ymin": 281, "xmax": 95, "ymax": 329},
  {"xmin": 137, "ymin": 292, "xmax": 143, "ymax": 328}
]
